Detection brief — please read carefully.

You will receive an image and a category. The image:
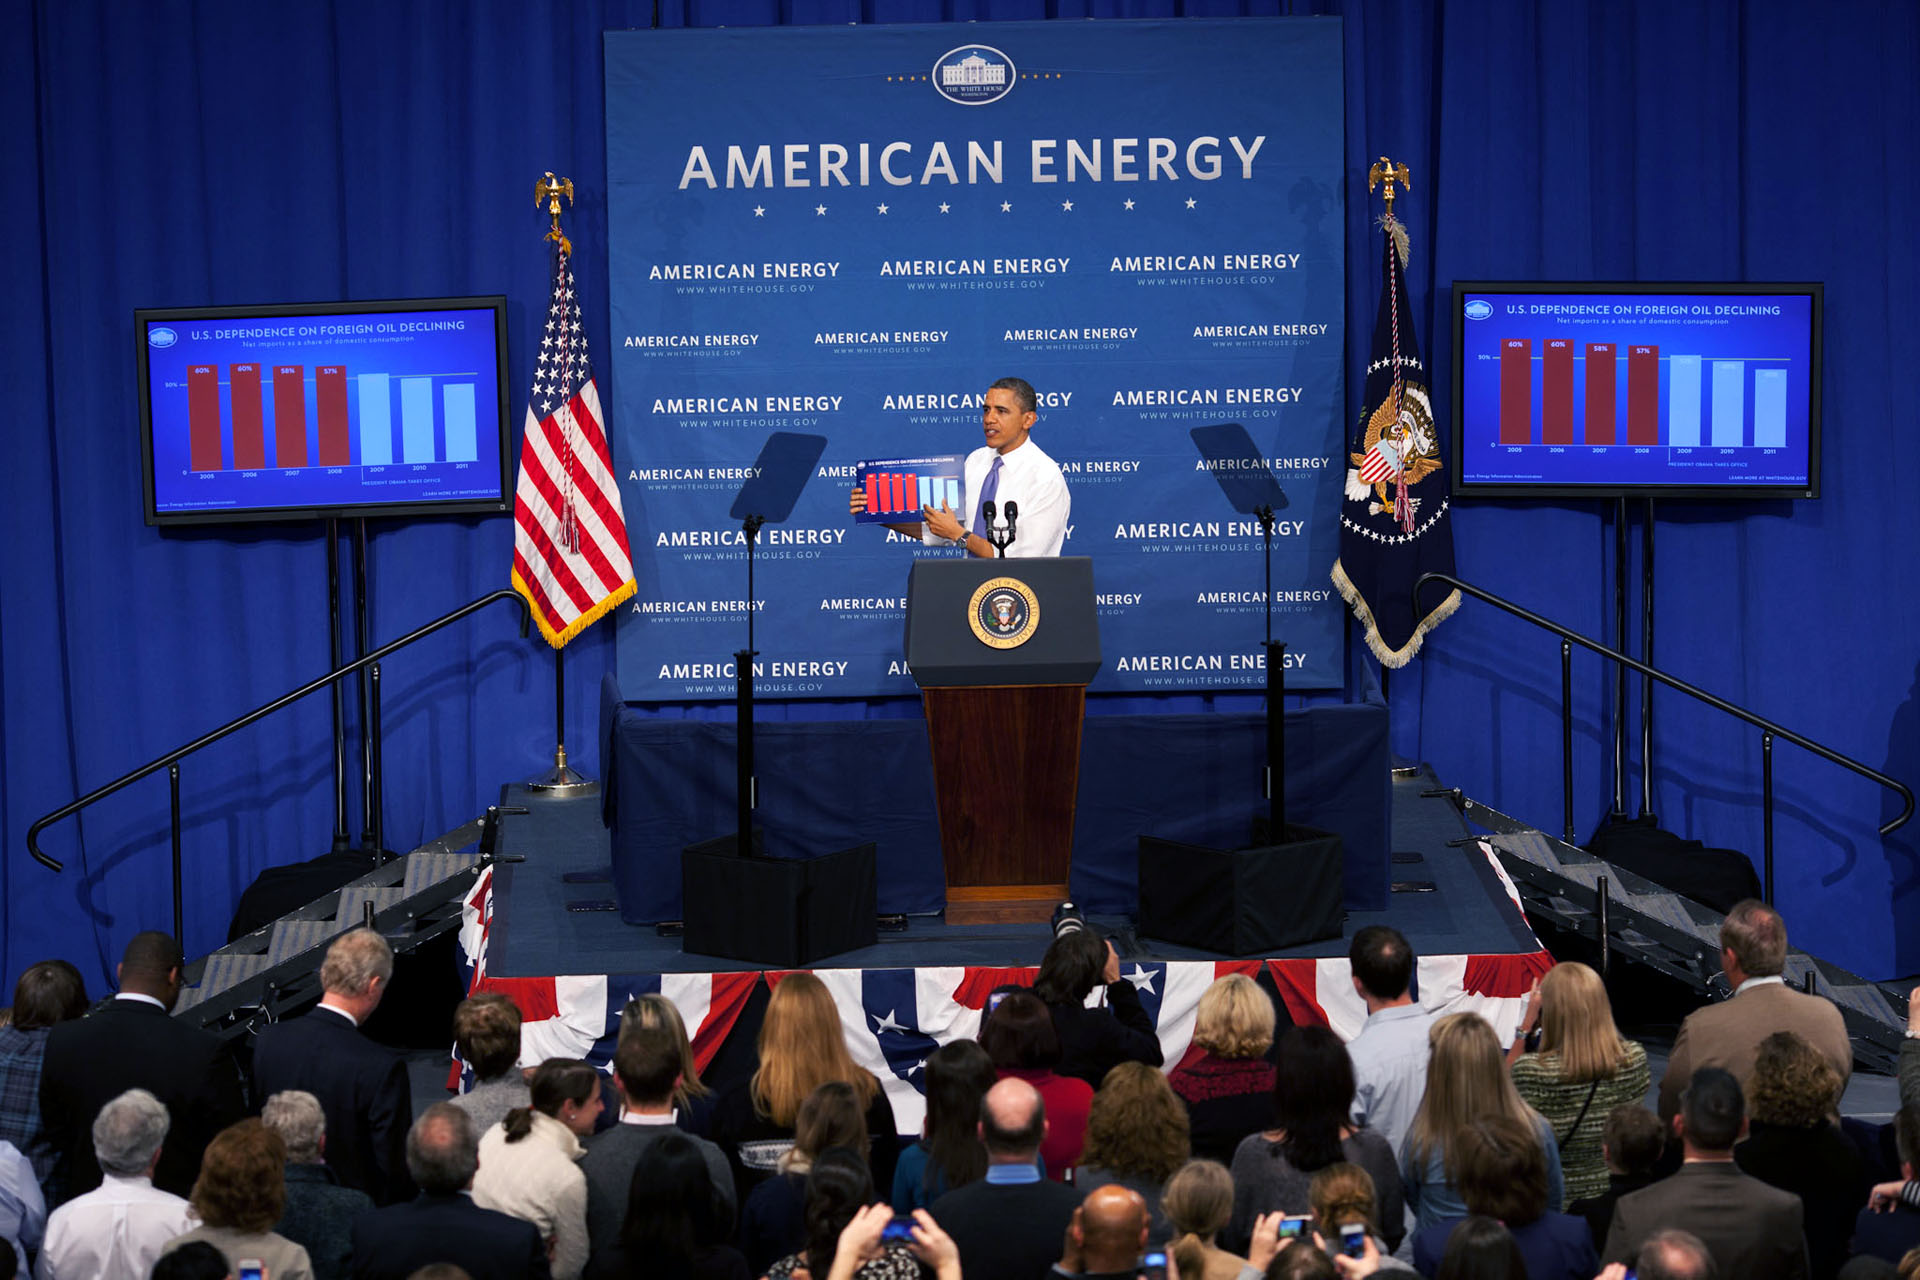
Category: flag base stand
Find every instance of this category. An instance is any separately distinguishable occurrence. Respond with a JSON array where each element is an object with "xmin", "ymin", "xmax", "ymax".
[{"xmin": 522, "ymin": 646, "xmax": 597, "ymax": 796}]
